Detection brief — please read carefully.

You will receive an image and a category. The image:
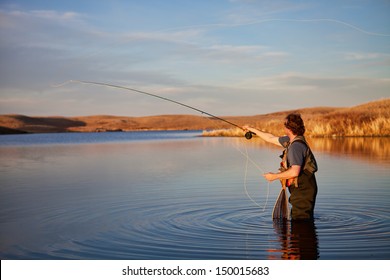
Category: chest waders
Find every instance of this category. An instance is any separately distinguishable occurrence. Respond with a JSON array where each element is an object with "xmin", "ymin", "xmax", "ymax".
[{"xmin": 280, "ymin": 136, "xmax": 318, "ymax": 220}]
